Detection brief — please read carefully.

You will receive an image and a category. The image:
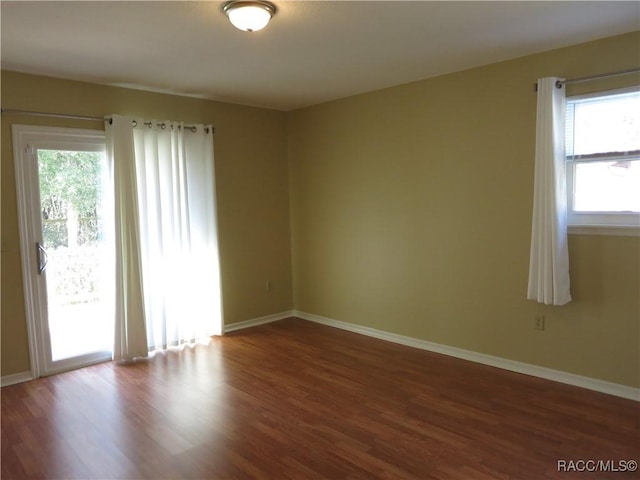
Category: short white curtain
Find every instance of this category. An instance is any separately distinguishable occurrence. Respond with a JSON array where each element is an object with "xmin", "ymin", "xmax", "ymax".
[
  {"xmin": 527, "ymin": 77, "xmax": 571, "ymax": 306},
  {"xmin": 106, "ymin": 115, "xmax": 223, "ymax": 360}
]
